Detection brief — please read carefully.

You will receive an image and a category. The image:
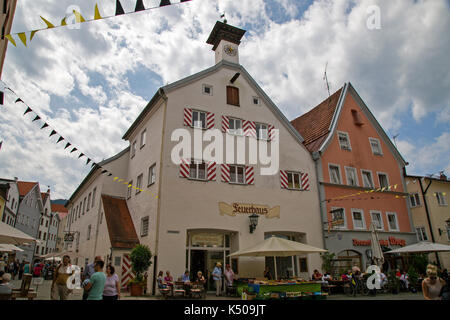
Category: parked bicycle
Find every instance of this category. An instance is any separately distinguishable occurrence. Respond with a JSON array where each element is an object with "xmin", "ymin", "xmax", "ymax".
[{"xmin": 343, "ymin": 277, "xmax": 369, "ymax": 296}]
